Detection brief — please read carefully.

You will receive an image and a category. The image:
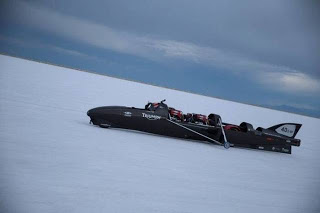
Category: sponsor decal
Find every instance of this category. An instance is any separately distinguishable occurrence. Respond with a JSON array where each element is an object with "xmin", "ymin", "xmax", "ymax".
[
  {"xmin": 275, "ymin": 124, "xmax": 295, "ymax": 137},
  {"xmin": 282, "ymin": 148, "xmax": 289, "ymax": 152},
  {"xmin": 286, "ymin": 139, "xmax": 291, "ymax": 143},
  {"xmin": 124, "ymin": 112, "xmax": 132, "ymax": 117},
  {"xmin": 258, "ymin": 146, "xmax": 264, "ymax": 150},
  {"xmin": 142, "ymin": 113, "xmax": 161, "ymax": 120}
]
